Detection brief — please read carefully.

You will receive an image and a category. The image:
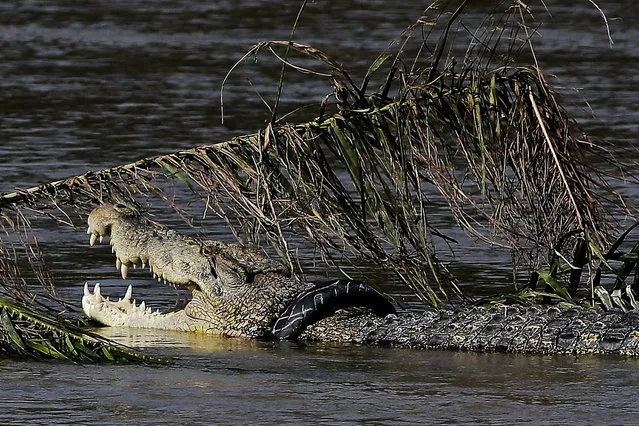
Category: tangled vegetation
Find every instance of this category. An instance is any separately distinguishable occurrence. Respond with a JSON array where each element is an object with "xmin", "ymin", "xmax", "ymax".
[{"xmin": 0, "ymin": 0, "xmax": 636, "ymax": 360}]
